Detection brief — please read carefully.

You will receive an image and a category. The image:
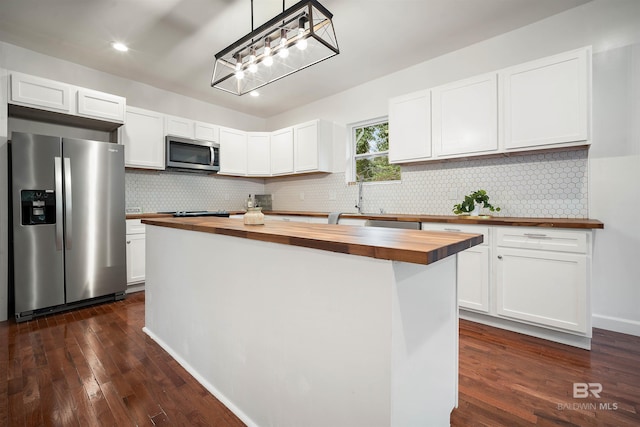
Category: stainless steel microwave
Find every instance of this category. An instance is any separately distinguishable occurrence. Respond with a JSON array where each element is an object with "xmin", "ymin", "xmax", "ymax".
[{"xmin": 165, "ymin": 136, "xmax": 220, "ymax": 173}]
